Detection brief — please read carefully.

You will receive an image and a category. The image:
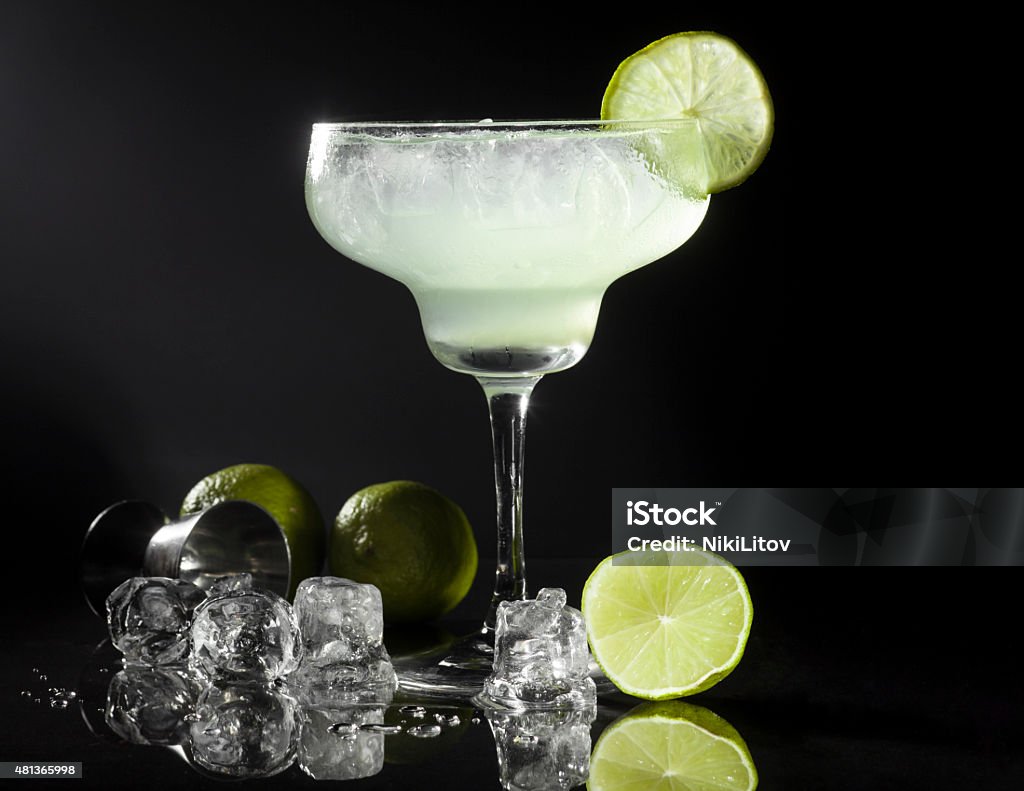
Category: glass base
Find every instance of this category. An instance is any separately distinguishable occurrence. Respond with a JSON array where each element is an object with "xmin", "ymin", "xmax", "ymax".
[
  {"xmin": 429, "ymin": 343, "xmax": 586, "ymax": 377},
  {"xmin": 392, "ymin": 626, "xmax": 618, "ymax": 704},
  {"xmin": 392, "ymin": 629, "xmax": 495, "ymax": 702}
]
